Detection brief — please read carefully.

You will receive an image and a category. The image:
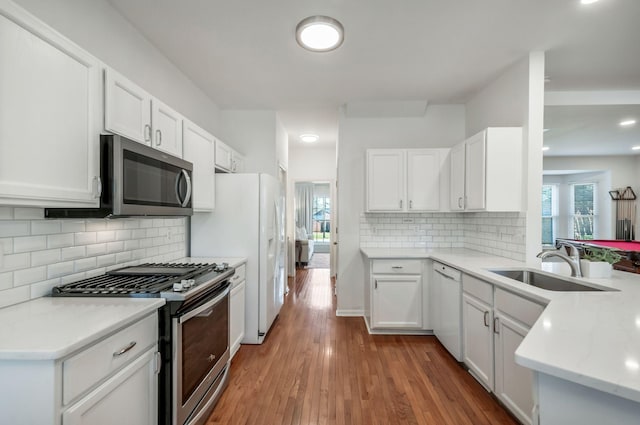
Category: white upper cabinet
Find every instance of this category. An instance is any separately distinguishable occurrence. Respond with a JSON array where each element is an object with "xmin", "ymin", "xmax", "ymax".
[
  {"xmin": 151, "ymin": 99, "xmax": 183, "ymax": 157},
  {"xmin": 366, "ymin": 149, "xmax": 441, "ymax": 212},
  {"xmin": 366, "ymin": 149, "xmax": 405, "ymax": 211},
  {"xmin": 449, "ymin": 142, "xmax": 466, "ymax": 211},
  {"xmin": 104, "ymin": 69, "xmax": 152, "ymax": 145},
  {"xmin": 450, "ymin": 127, "xmax": 523, "ymax": 212},
  {"xmin": 214, "ymin": 138, "xmax": 244, "ymax": 173},
  {"xmin": 183, "ymin": 120, "xmax": 215, "ymax": 211},
  {"xmin": 407, "ymin": 149, "xmax": 440, "ymax": 211},
  {"xmin": 0, "ymin": 2, "xmax": 101, "ymax": 207},
  {"xmin": 105, "ymin": 68, "xmax": 183, "ymax": 157}
]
